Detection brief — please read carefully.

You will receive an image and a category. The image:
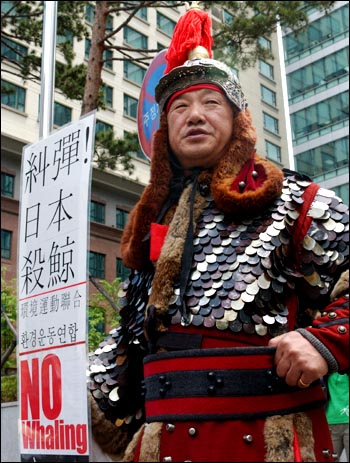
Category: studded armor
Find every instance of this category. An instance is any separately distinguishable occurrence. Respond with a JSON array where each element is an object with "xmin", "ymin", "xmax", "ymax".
[{"xmin": 88, "ymin": 170, "xmax": 349, "ymax": 449}]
